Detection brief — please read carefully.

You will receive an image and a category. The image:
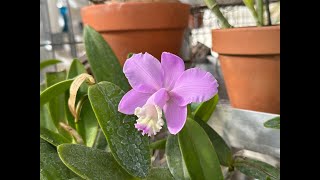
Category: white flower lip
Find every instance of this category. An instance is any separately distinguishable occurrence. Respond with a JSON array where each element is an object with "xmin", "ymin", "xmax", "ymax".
[{"xmin": 134, "ymin": 104, "xmax": 164, "ymax": 136}]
